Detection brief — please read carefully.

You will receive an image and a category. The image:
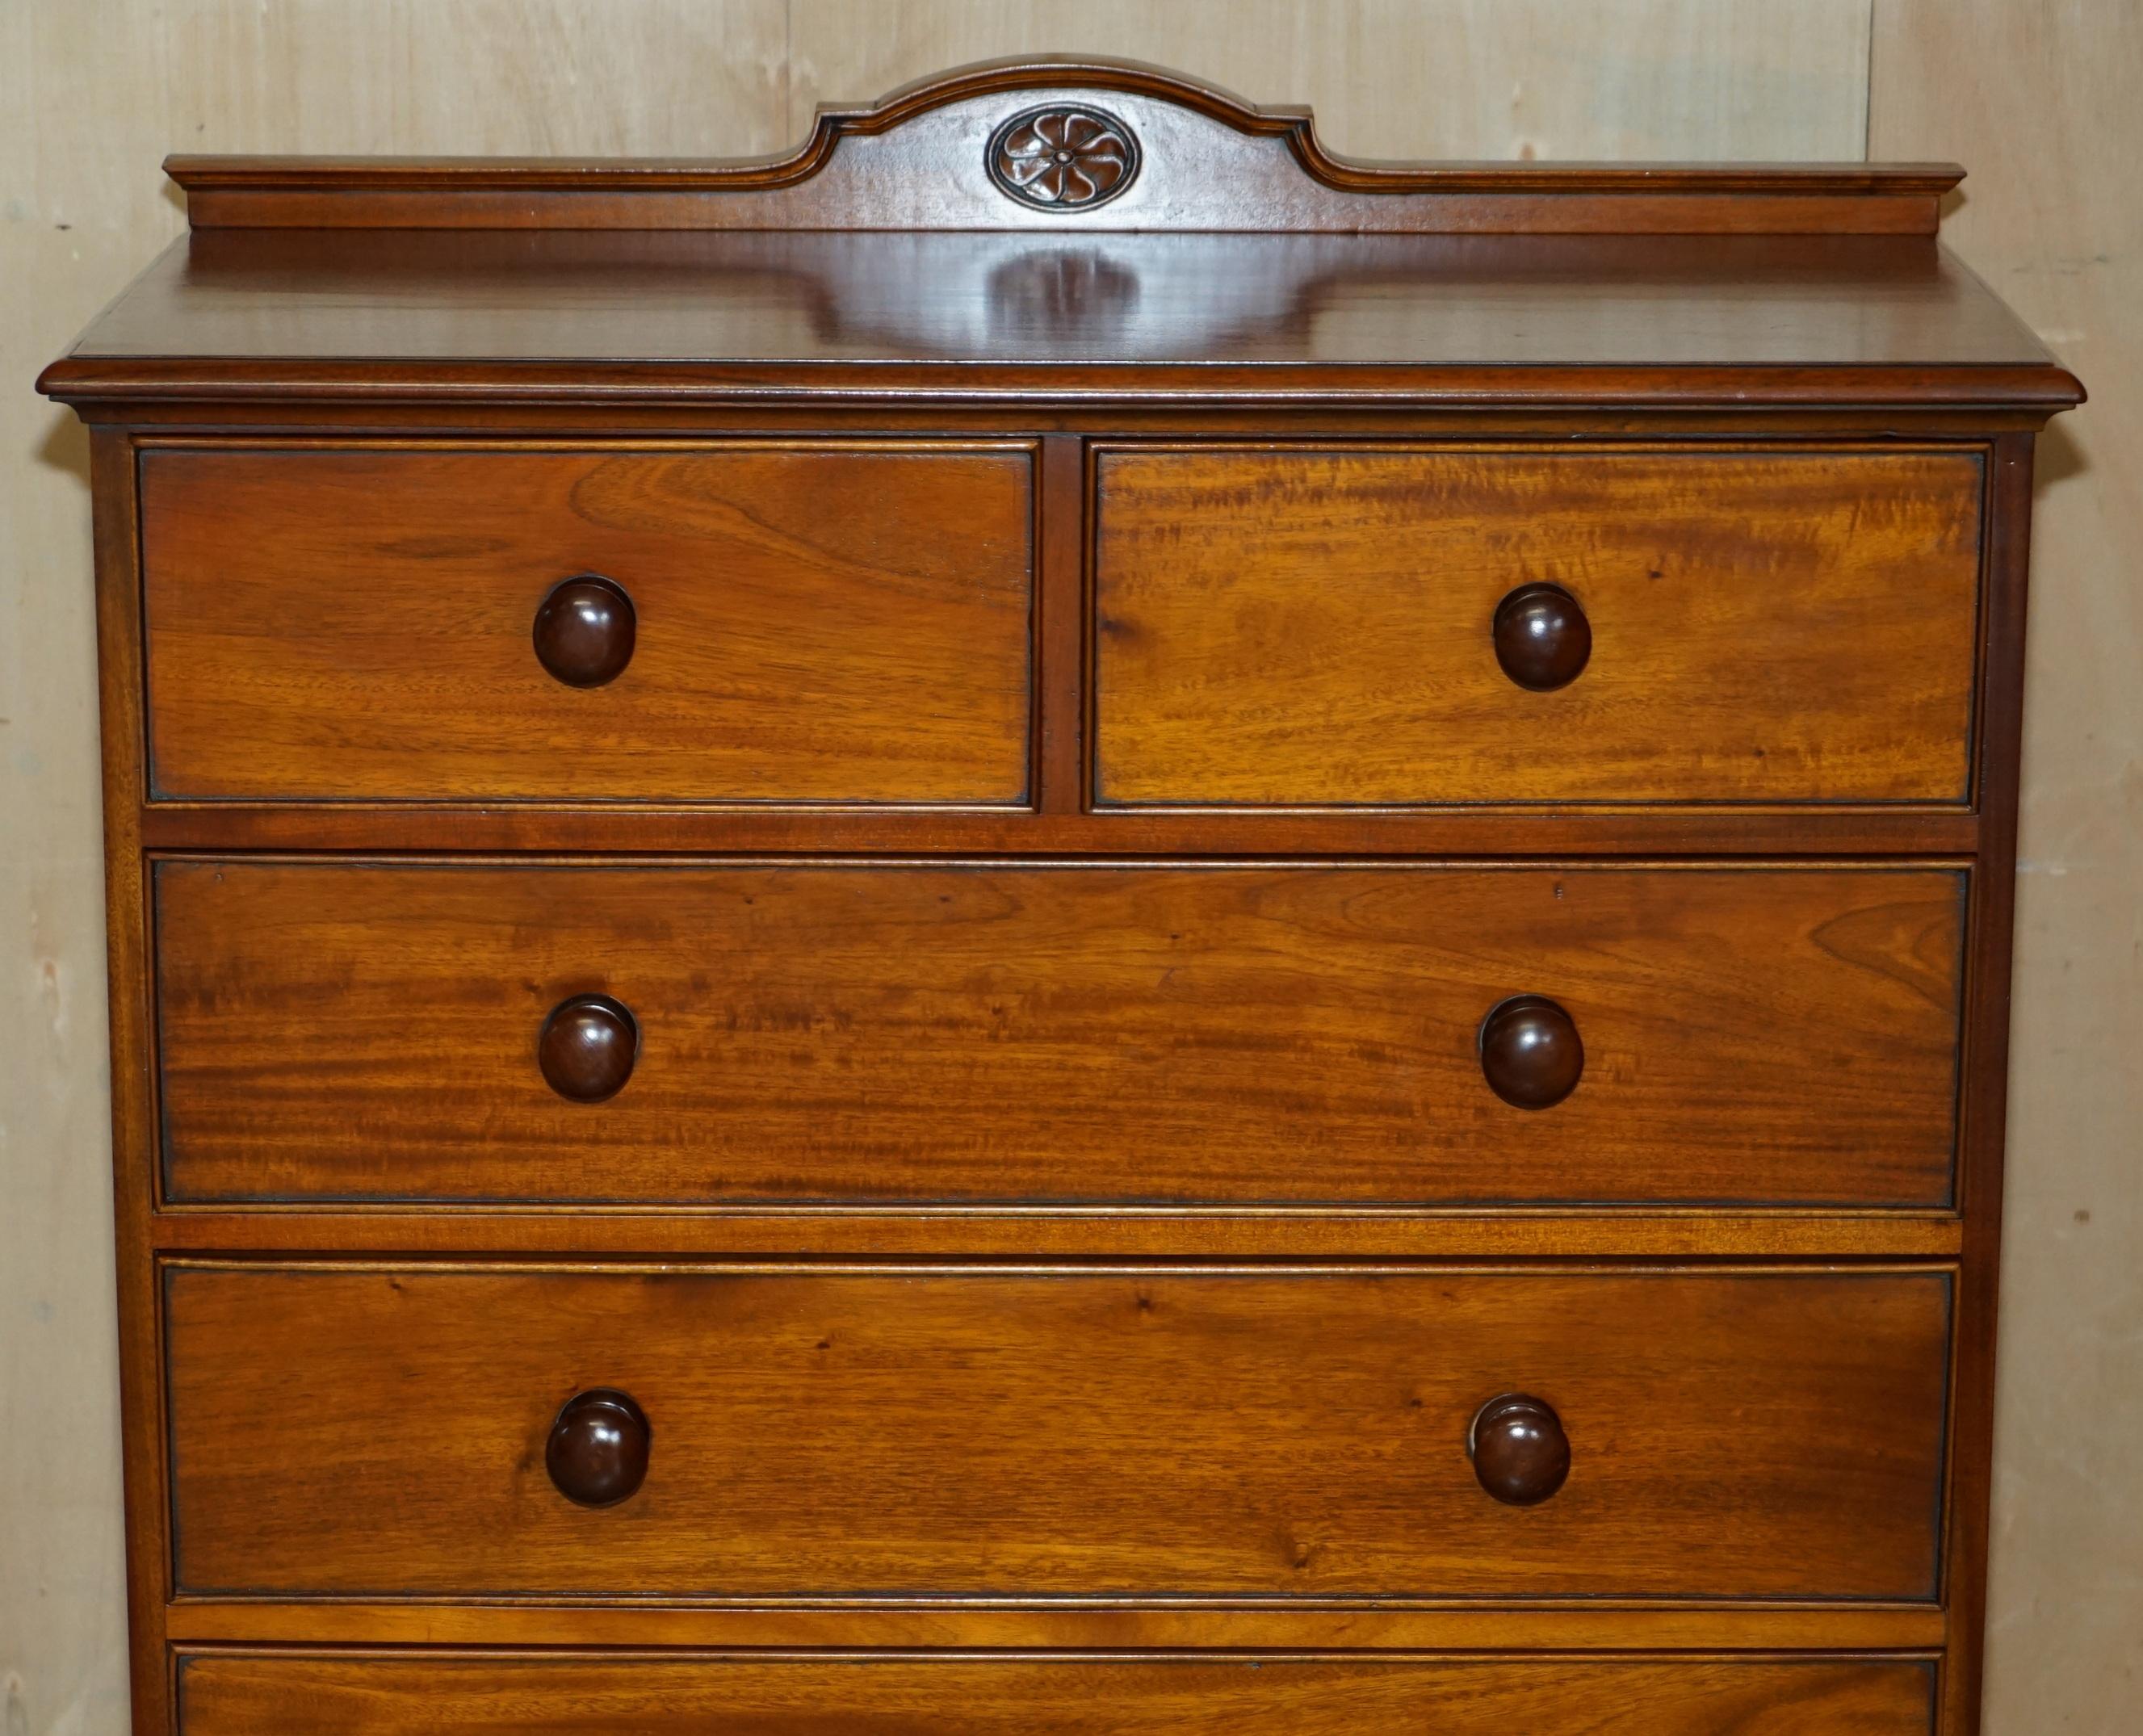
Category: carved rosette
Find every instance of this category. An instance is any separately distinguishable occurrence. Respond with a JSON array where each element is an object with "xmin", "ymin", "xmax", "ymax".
[{"xmin": 987, "ymin": 105, "xmax": 1141, "ymax": 211}]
